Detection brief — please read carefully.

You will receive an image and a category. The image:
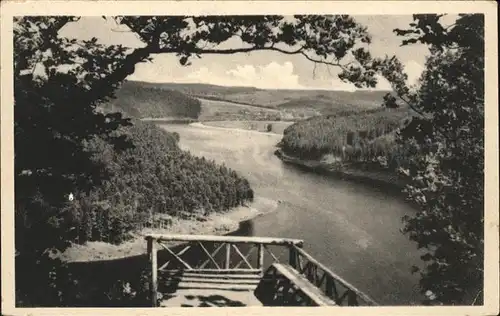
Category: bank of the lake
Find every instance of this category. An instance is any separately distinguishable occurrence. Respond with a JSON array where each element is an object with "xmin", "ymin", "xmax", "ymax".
[
  {"xmin": 61, "ymin": 197, "xmax": 278, "ymax": 263},
  {"xmin": 141, "ymin": 117, "xmax": 198, "ymax": 124},
  {"xmin": 274, "ymin": 148, "xmax": 407, "ymax": 194},
  {"xmin": 200, "ymin": 120, "xmax": 294, "ymax": 134}
]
